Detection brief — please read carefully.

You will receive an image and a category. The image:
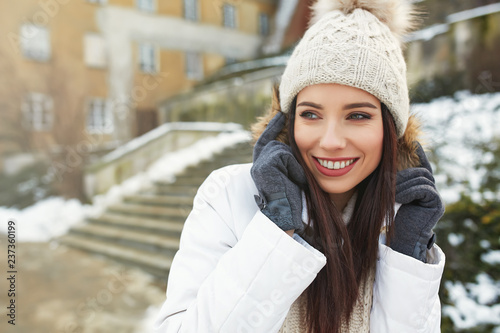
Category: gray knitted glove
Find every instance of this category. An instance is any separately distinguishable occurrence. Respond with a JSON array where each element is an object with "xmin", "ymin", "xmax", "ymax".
[
  {"xmin": 390, "ymin": 142, "xmax": 445, "ymax": 262},
  {"xmin": 251, "ymin": 112, "xmax": 307, "ymax": 232}
]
